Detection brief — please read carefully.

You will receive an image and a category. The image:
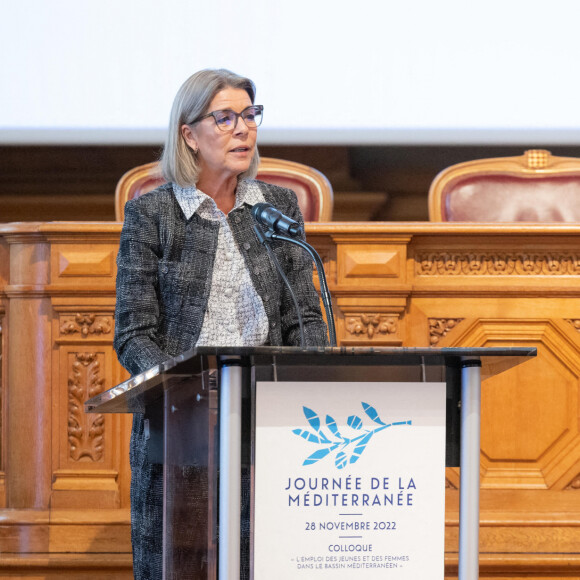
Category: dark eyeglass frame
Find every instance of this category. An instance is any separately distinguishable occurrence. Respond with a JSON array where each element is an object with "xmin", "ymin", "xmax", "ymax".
[{"xmin": 190, "ymin": 105, "xmax": 264, "ymax": 131}]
